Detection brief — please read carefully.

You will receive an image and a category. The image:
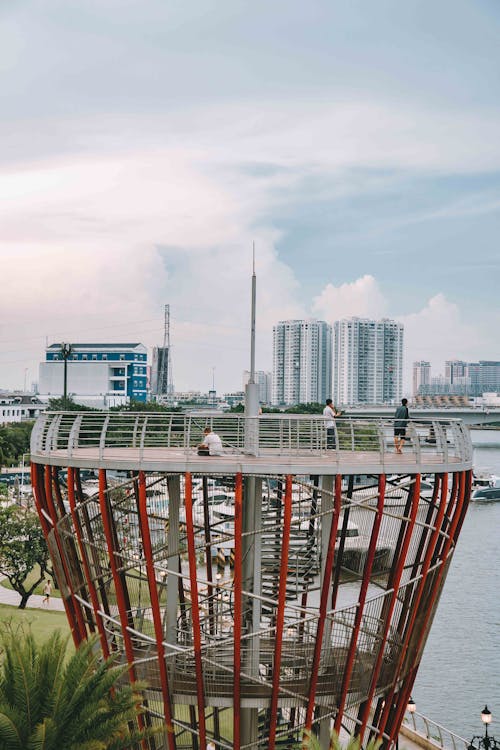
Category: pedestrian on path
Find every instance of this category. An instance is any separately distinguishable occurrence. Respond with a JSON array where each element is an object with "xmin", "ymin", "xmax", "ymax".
[{"xmin": 42, "ymin": 579, "xmax": 52, "ymax": 607}]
